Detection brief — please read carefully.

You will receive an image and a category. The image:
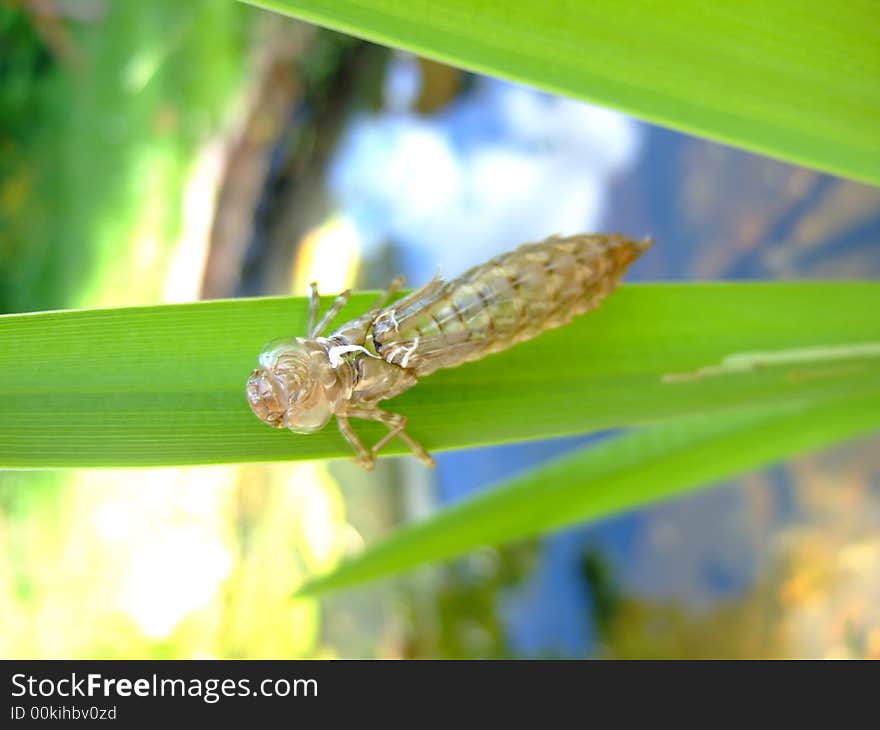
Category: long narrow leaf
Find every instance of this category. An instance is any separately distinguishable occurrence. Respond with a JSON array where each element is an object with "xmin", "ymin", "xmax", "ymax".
[
  {"xmin": 296, "ymin": 392, "xmax": 880, "ymax": 596},
  {"xmin": 246, "ymin": 0, "xmax": 880, "ymax": 185},
  {"xmin": 0, "ymin": 283, "xmax": 878, "ymax": 467}
]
